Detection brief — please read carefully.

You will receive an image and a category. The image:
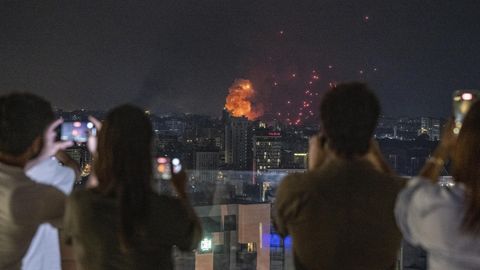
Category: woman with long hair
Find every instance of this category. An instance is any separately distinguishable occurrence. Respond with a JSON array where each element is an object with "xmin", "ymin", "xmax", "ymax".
[
  {"xmin": 64, "ymin": 104, "xmax": 201, "ymax": 270},
  {"xmin": 396, "ymin": 101, "xmax": 480, "ymax": 269}
]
